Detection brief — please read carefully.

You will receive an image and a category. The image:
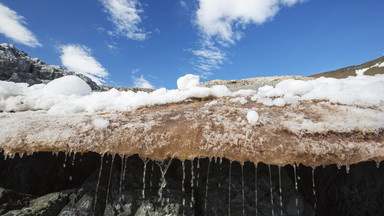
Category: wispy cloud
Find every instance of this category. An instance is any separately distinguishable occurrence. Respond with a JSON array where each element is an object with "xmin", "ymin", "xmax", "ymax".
[
  {"xmin": 60, "ymin": 44, "xmax": 109, "ymax": 85},
  {"xmin": 180, "ymin": 0, "xmax": 188, "ymax": 9},
  {"xmin": 191, "ymin": 41, "xmax": 226, "ymax": 73},
  {"xmin": 192, "ymin": 0, "xmax": 305, "ymax": 75},
  {"xmin": 100, "ymin": 0, "xmax": 149, "ymax": 41},
  {"xmin": 132, "ymin": 75, "xmax": 154, "ymax": 89},
  {"xmin": 0, "ymin": 3, "xmax": 41, "ymax": 47}
]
